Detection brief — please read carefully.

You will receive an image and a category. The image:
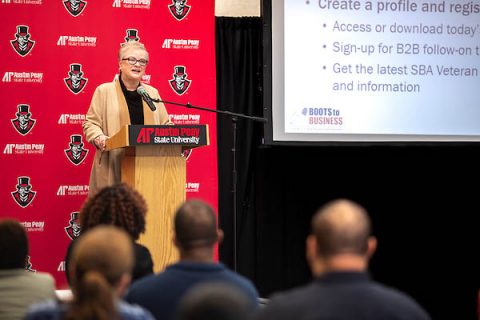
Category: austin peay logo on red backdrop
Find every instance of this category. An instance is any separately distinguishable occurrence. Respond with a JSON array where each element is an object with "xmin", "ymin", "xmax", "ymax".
[
  {"xmin": 169, "ymin": 66, "xmax": 191, "ymax": 95},
  {"xmin": 11, "ymin": 176, "xmax": 36, "ymax": 208},
  {"xmin": 65, "ymin": 212, "xmax": 81, "ymax": 240},
  {"xmin": 124, "ymin": 29, "xmax": 140, "ymax": 42},
  {"xmin": 10, "ymin": 25, "xmax": 35, "ymax": 57},
  {"xmin": 182, "ymin": 148, "xmax": 192, "ymax": 160},
  {"xmin": 112, "ymin": 0, "xmax": 150, "ymax": 9},
  {"xmin": 25, "ymin": 256, "xmax": 36, "ymax": 272},
  {"xmin": 63, "ymin": 0, "xmax": 87, "ymax": 17},
  {"xmin": 64, "ymin": 63, "xmax": 88, "ymax": 94},
  {"xmin": 168, "ymin": 0, "xmax": 190, "ymax": 21},
  {"xmin": 11, "ymin": 104, "xmax": 36, "ymax": 135},
  {"xmin": 64, "ymin": 134, "xmax": 88, "ymax": 165}
]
